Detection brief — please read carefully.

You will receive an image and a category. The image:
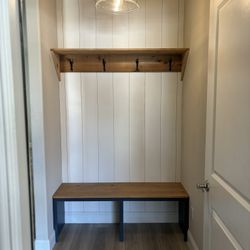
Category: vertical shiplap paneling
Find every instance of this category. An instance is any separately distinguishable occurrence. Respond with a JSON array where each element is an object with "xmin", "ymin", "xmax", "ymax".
[
  {"xmin": 145, "ymin": 75, "xmax": 162, "ymax": 181},
  {"xmin": 80, "ymin": 0, "xmax": 99, "ymax": 213},
  {"xmin": 162, "ymin": 0, "xmax": 179, "ymax": 47},
  {"xmin": 145, "ymin": 0, "xmax": 163, "ymax": 212},
  {"xmin": 79, "ymin": 0, "xmax": 96, "ymax": 48},
  {"xmin": 59, "ymin": 0, "xmax": 183, "ymax": 223},
  {"xmin": 97, "ymin": 74, "xmax": 114, "ymax": 182},
  {"xmin": 113, "ymin": 74, "xmax": 130, "ymax": 181},
  {"xmin": 63, "ymin": 0, "xmax": 83, "ymax": 213},
  {"xmin": 129, "ymin": 75, "xmax": 145, "ymax": 182},
  {"xmin": 161, "ymin": 0, "xmax": 179, "ymax": 181},
  {"xmin": 160, "ymin": 0, "xmax": 179, "ymax": 213},
  {"xmin": 128, "ymin": 0, "xmax": 146, "ymax": 213},
  {"xmin": 82, "ymin": 75, "xmax": 99, "ymax": 213},
  {"xmin": 113, "ymin": 14, "xmax": 130, "ymax": 182},
  {"xmin": 145, "ymin": 0, "xmax": 162, "ymax": 181},
  {"xmin": 96, "ymin": 10, "xmax": 114, "ymax": 213},
  {"xmin": 161, "ymin": 74, "xmax": 177, "ymax": 181}
]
